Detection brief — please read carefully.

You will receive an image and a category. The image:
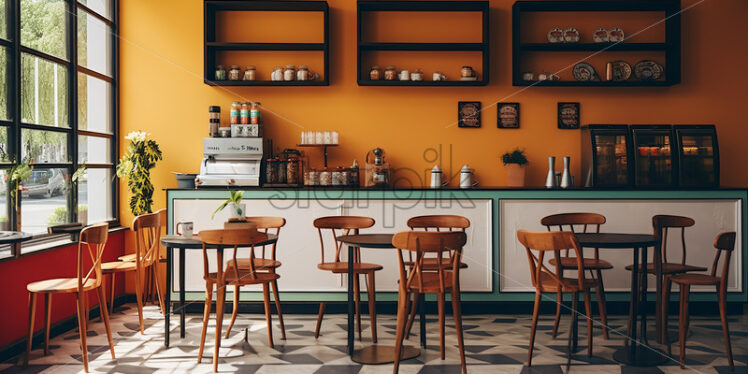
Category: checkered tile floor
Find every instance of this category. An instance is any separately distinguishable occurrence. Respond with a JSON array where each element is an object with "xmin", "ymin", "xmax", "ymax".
[{"xmin": 3, "ymin": 303, "xmax": 747, "ymax": 373}]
